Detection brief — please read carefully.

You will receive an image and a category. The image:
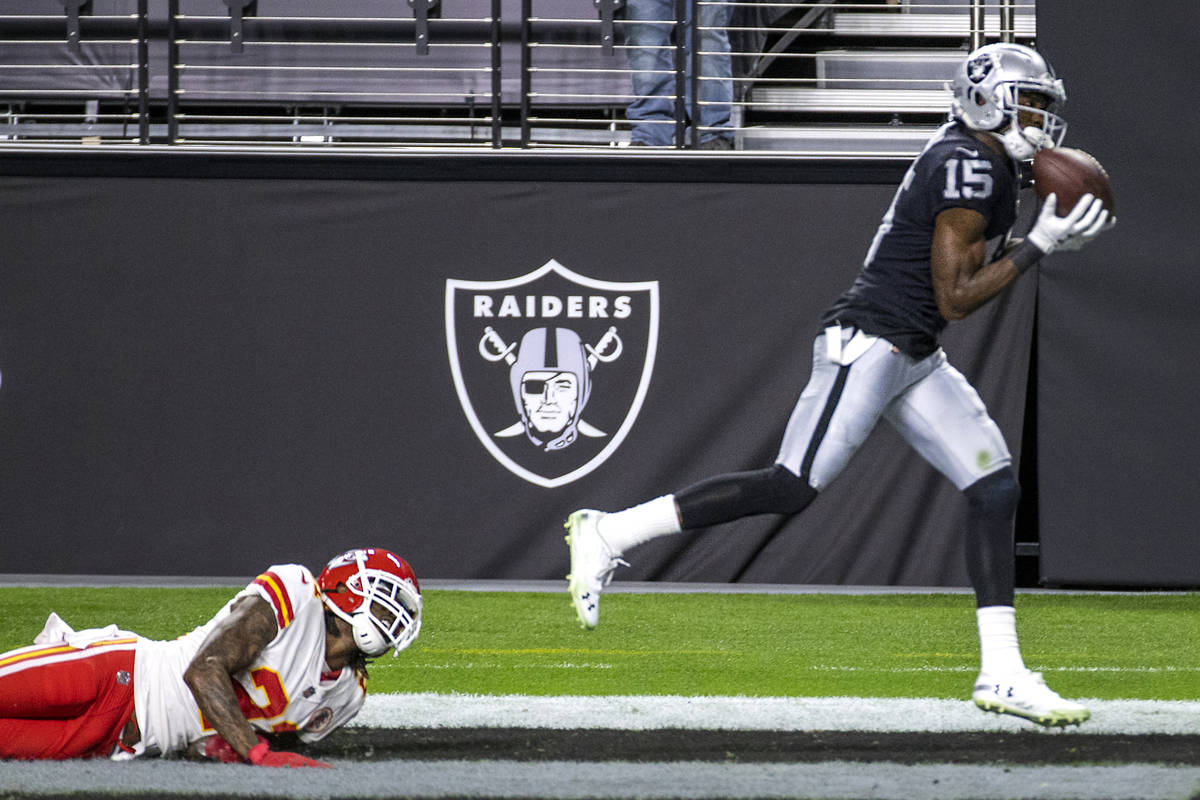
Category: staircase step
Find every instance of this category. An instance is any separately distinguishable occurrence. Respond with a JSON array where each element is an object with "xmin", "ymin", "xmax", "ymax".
[
  {"xmin": 737, "ymin": 124, "xmax": 938, "ymax": 156},
  {"xmin": 898, "ymin": 0, "xmax": 1032, "ymax": 12},
  {"xmin": 831, "ymin": 11, "xmax": 1036, "ymax": 37},
  {"xmin": 746, "ymin": 87, "xmax": 949, "ymax": 114},
  {"xmin": 815, "ymin": 48, "xmax": 963, "ymax": 90}
]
